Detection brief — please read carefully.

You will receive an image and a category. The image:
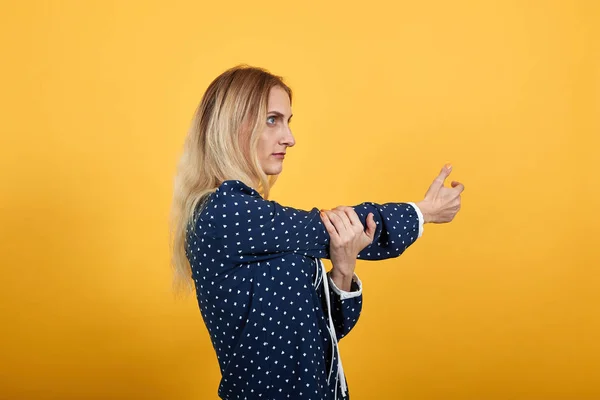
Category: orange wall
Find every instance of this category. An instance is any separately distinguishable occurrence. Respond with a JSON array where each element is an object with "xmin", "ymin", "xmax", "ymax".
[{"xmin": 1, "ymin": 1, "xmax": 598, "ymax": 399}]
